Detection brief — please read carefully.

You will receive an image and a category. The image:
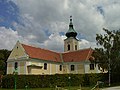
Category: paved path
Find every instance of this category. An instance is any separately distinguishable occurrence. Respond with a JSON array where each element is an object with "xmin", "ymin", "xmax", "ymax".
[{"xmin": 102, "ymin": 86, "xmax": 120, "ymax": 90}]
